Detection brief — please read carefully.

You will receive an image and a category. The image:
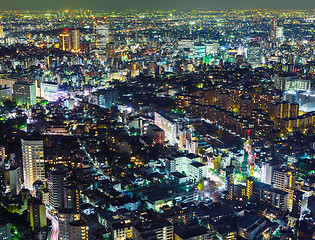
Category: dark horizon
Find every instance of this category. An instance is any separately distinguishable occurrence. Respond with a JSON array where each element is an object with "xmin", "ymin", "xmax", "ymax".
[{"xmin": 1, "ymin": 0, "xmax": 315, "ymax": 11}]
